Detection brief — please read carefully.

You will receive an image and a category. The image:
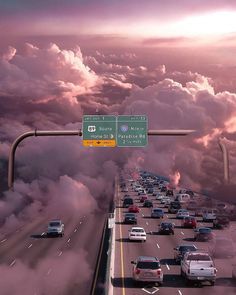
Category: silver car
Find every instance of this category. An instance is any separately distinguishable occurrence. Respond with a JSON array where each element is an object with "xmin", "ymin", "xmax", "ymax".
[{"xmin": 131, "ymin": 256, "xmax": 163, "ymax": 286}]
